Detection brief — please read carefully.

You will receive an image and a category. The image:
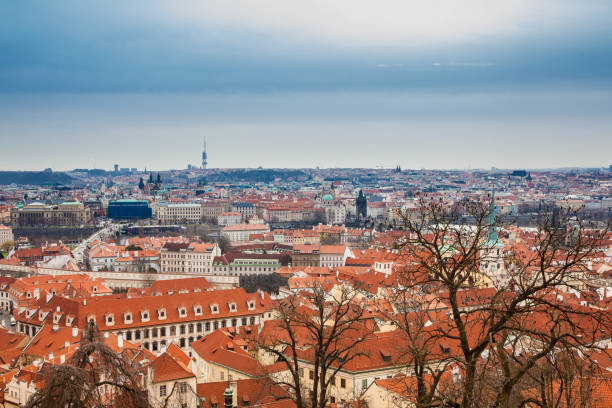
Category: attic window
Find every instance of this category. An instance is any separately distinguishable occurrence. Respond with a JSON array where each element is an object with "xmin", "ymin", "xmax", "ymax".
[
  {"xmin": 210, "ymin": 304, "xmax": 219, "ymax": 314},
  {"xmin": 380, "ymin": 349, "xmax": 392, "ymax": 362},
  {"xmin": 228, "ymin": 302, "xmax": 236, "ymax": 312},
  {"xmin": 124, "ymin": 312, "xmax": 132, "ymax": 323},
  {"xmin": 106, "ymin": 314, "xmax": 114, "ymax": 325},
  {"xmin": 178, "ymin": 307, "xmax": 187, "ymax": 317},
  {"xmin": 158, "ymin": 309, "xmax": 166, "ymax": 320},
  {"xmin": 193, "ymin": 305, "xmax": 202, "ymax": 316},
  {"xmin": 247, "ymin": 301, "xmax": 255, "ymax": 311},
  {"xmin": 141, "ymin": 310, "xmax": 150, "ymax": 321}
]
